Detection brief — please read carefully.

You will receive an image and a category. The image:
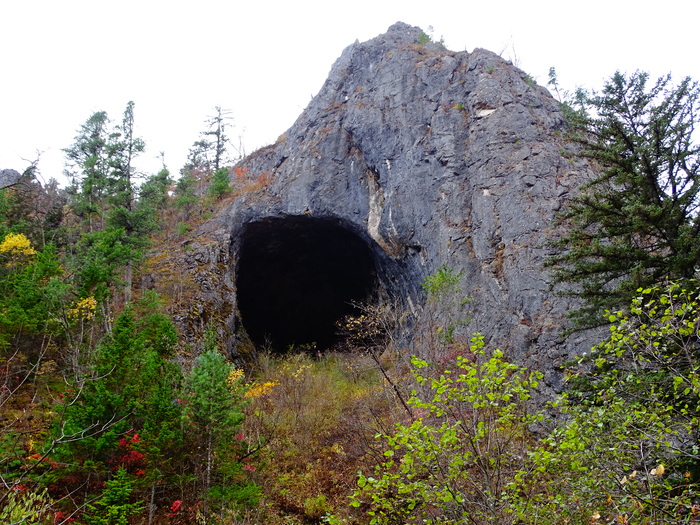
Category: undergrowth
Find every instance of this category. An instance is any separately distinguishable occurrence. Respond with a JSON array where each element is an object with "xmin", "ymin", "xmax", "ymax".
[{"xmin": 241, "ymin": 351, "xmax": 410, "ymax": 524}]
